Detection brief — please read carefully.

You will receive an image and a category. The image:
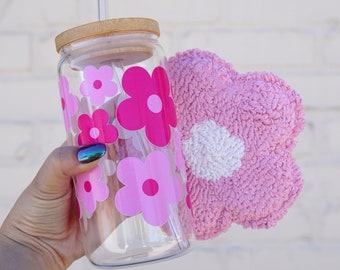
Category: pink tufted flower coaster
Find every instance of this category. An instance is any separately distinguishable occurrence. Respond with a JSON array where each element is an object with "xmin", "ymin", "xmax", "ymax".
[{"xmin": 168, "ymin": 49, "xmax": 305, "ymax": 240}]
